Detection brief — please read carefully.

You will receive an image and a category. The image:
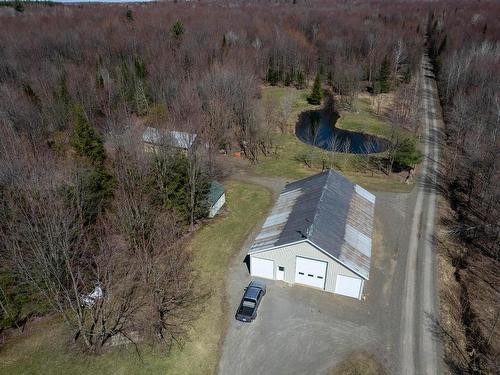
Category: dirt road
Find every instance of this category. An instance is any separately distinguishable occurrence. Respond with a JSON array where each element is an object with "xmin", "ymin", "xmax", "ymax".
[{"xmin": 399, "ymin": 54, "xmax": 442, "ymax": 375}]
